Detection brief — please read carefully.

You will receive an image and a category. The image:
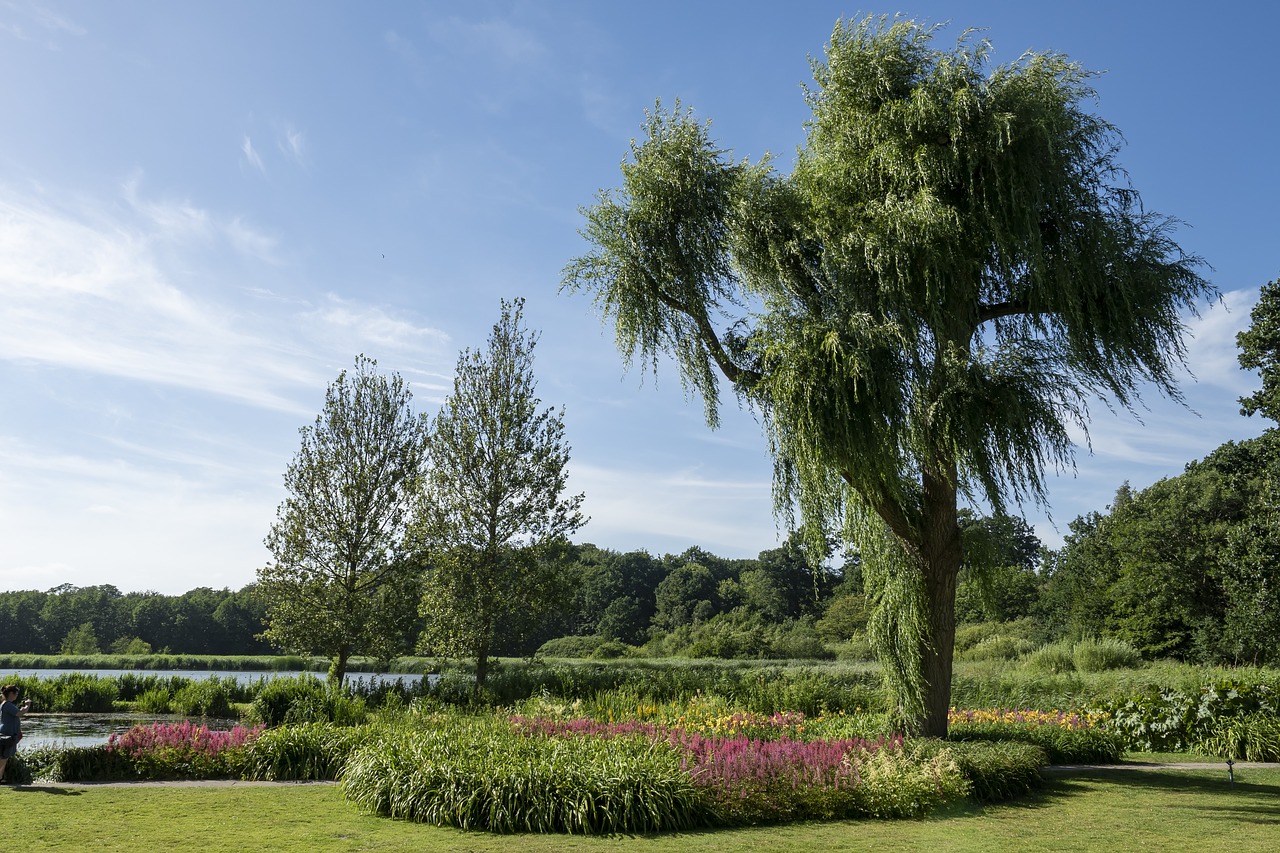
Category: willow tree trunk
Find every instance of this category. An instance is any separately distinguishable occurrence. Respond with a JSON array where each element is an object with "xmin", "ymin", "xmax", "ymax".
[{"xmin": 919, "ymin": 466, "xmax": 963, "ymax": 738}]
